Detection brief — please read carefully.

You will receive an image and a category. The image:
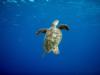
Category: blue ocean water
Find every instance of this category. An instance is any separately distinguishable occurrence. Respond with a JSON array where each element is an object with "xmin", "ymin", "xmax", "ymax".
[{"xmin": 0, "ymin": 0, "xmax": 100, "ymax": 75}]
